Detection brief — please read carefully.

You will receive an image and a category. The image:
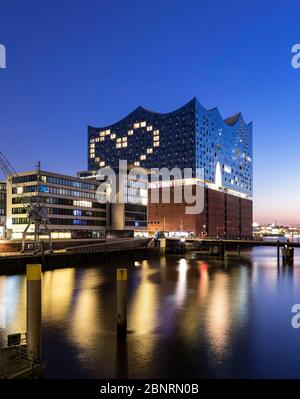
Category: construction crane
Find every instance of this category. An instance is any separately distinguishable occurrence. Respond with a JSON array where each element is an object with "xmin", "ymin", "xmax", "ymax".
[{"xmin": 0, "ymin": 152, "xmax": 52, "ymax": 254}]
